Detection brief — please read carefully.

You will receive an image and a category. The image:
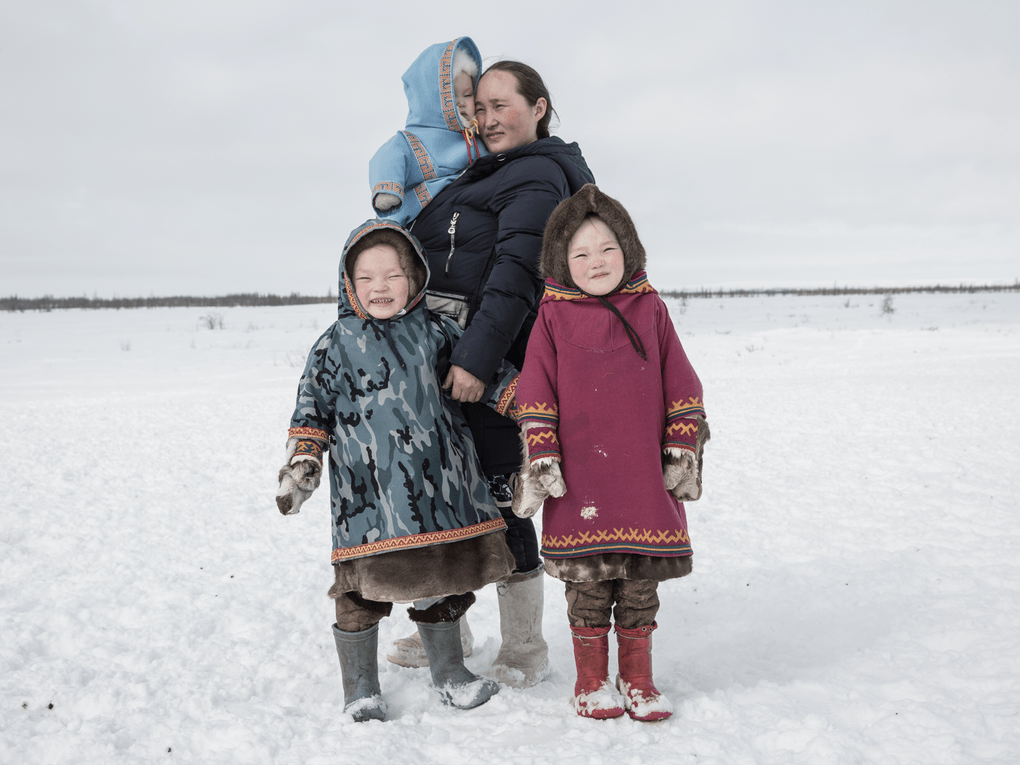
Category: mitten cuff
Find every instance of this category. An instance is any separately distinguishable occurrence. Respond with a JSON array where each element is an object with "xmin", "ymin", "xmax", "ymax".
[
  {"xmin": 291, "ymin": 440, "xmax": 324, "ymax": 464},
  {"xmin": 286, "ymin": 428, "xmax": 328, "ymax": 465},
  {"xmin": 663, "ymin": 446, "xmax": 691, "ymax": 461},
  {"xmin": 372, "ymin": 181, "xmax": 404, "ymax": 207}
]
